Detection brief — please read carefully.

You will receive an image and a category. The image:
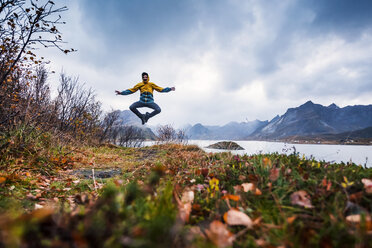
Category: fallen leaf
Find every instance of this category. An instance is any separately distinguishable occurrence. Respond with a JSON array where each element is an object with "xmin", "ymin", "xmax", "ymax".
[
  {"xmin": 262, "ymin": 157, "xmax": 272, "ymax": 167},
  {"xmin": 181, "ymin": 190, "xmax": 194, "ymax": 204},
  {"xmin": 241, "ymin": 183, "xmax": 254, "ymax": 192},
  {"xmin": 346, "ymin": 214, "xmax": 371, "ymax": 223},
  {"xmin": 269, "ymin": 168, "xmax": 280, "ymax": 182},
  {"xmin": 221, "ymin": 194, "xmax": 240, "ymax": 201},
  {"xmin": 223, "ymin": 209, "xmax": 252, "ymax": 228},
  {"xmin": 362, "ymin": 178, "xmax": 372, "ymax": 194},
  {"xmin": 238, "ymin": 175, "xmax": 246, "ymax": 181},
  {"xmin": 287, "ymin": 216, "xmax": 297, "ymax": 224},
  {"xmin": 201, "ymin": 168, "xmax": 209, "ymax": 177},
  {"xmin": 233, "ymin": 185, "xmax": 242, "ymax": 192},
  {"xmin": 175, "ymin": 189, "xmax": 194, "ymax": 223},
  {"xmin": 326, "ymin": 181, "xmax": 332, "ymax": 191},
  {"xmin": 255, "ymin": 188, "xmax": 262, "ymax": 195},
  {"xmin": 205, "ymin": 220, "xmax": 234, "ymax": 248},
  {"xmin": 0, "ymin": 177, "xmax": 6, "ymax": 184},
  {"xmin": 35, "ymin": 203, "xmax": 44, "ymax": 210},
  {"xmin": 241, "ymin": 183, "xmax": 262, "ymax": 195},
  {"xmin": 255, "ymin": 238, "xmax": 267, "ymax": 247},
  {"xmin": 290, "ymin": 190, "xmax": 314, "ymax": 208},
  {"xmin": 253, "ymin": 217, "xmax": 262, "ymax": 226}
]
